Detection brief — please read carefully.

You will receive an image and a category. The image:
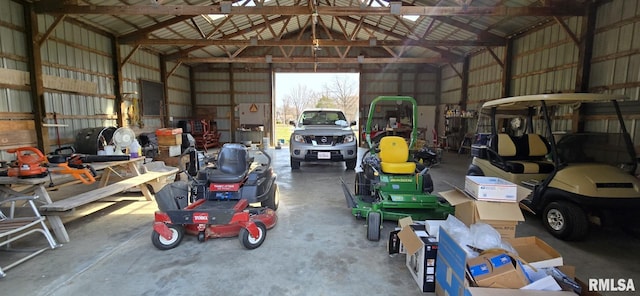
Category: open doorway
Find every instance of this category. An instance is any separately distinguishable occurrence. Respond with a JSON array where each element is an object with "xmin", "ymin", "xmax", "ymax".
[{"xmin": 273, "ymin": 72, "xmax": 360, "ymax": 147}]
